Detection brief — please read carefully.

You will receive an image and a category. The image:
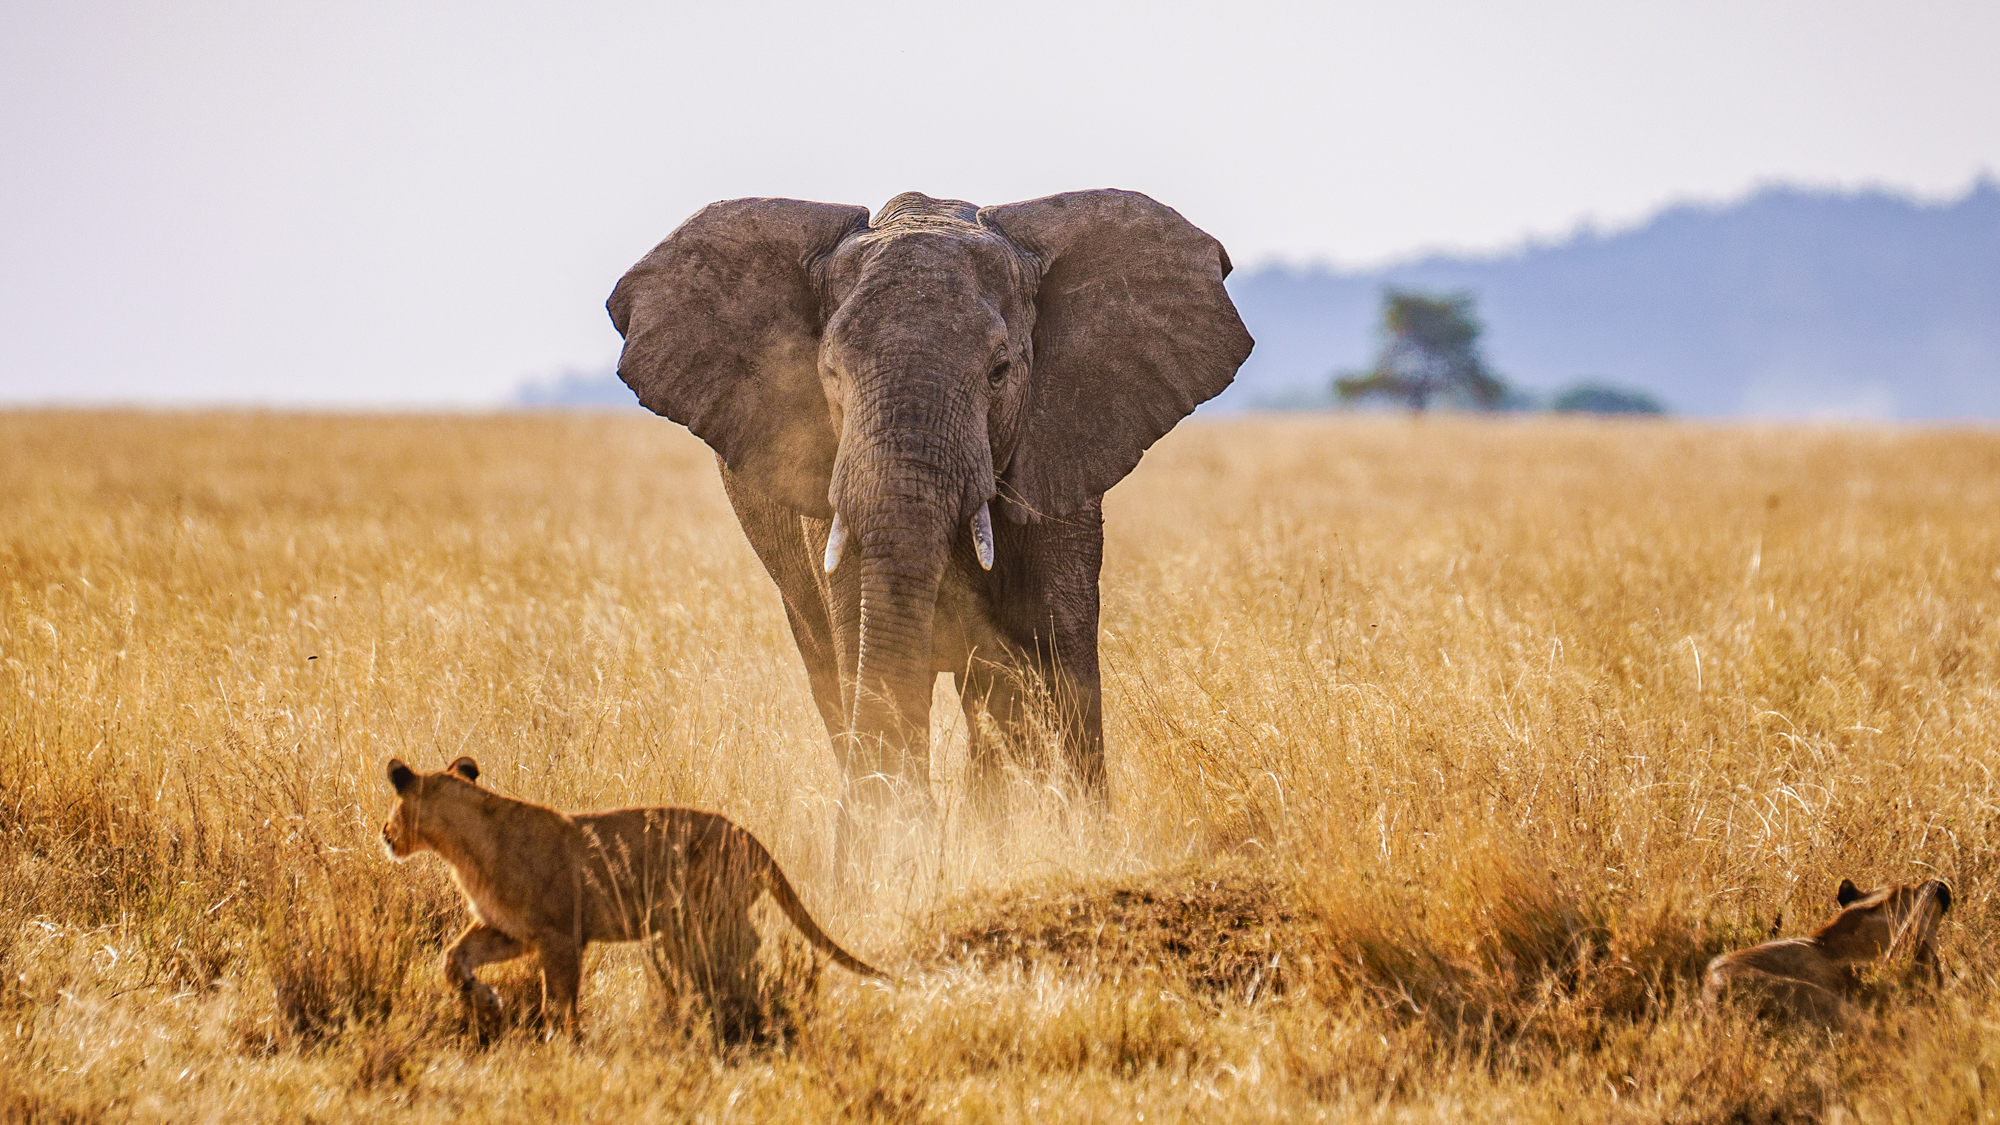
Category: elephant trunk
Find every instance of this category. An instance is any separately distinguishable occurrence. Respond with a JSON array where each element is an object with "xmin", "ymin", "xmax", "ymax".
[
  {"xmin": 831, "ymin": 395, "xmax": 995, "ymax": 812},
  {"xmin": 850, "ymin": 498, "xmax": 949, "ymax": 778}
]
